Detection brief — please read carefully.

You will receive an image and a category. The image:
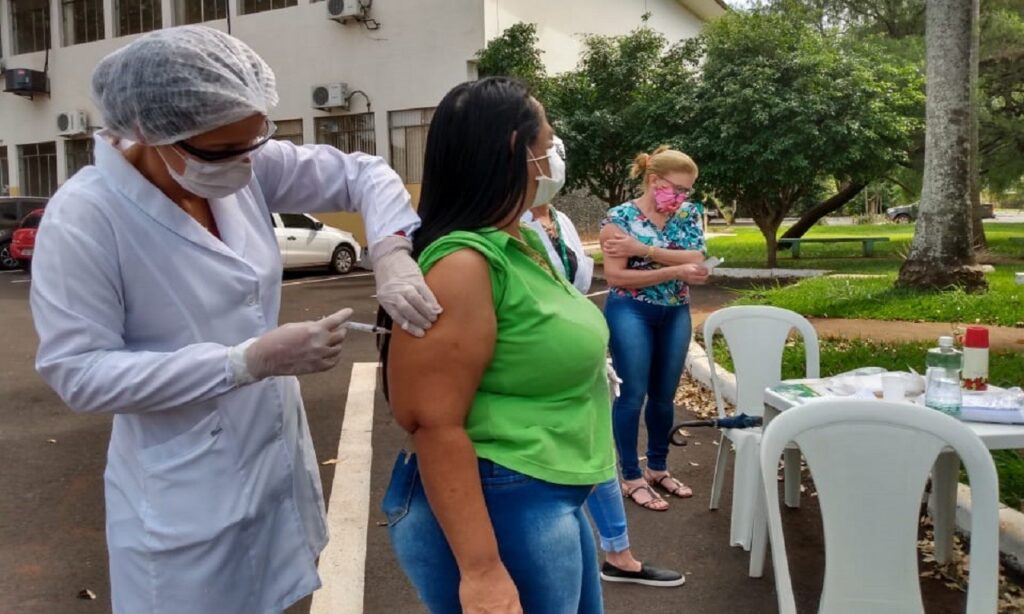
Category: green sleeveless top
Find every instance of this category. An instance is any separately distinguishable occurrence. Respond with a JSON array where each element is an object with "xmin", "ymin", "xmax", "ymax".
[{"xmin": 418, "ymin": 227, "xmax": 615, "ymax": 486}]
